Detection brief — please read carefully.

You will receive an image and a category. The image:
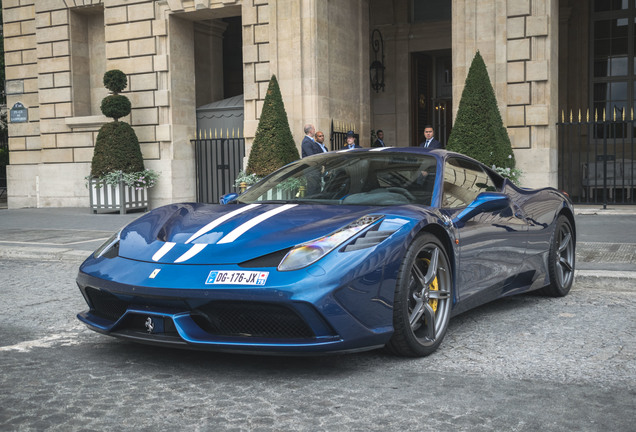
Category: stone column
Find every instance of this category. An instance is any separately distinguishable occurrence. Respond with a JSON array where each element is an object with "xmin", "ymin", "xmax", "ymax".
[
  {"xmin": 452, "ymin": 0, "xmax": 559, "ymax": 188},
  {"xmin": 267, "ymin": 0, "xmax": 370, "ymax": 152}
]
